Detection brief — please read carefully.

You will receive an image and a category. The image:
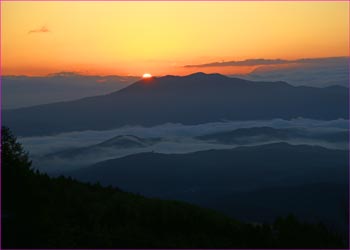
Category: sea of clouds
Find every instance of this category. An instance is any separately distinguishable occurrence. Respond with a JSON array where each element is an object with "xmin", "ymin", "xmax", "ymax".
[{"xmin": 18, "ymin": 118, "xmax": 349, "ymax": 174}]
